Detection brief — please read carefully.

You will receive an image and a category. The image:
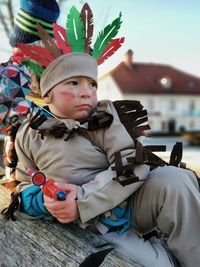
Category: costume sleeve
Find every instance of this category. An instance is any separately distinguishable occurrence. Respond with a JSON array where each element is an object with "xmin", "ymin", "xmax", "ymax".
[
  {"xmin": 15, "ymin": 122, "xmax": 40, "ymax": 185},
  {"xmin": 77, "ymin": 101, "xmax": 150, "ymax": 223},
  {"xmin": 13, "ymin": 123, "xmax": 49, "ymax": 217}
]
